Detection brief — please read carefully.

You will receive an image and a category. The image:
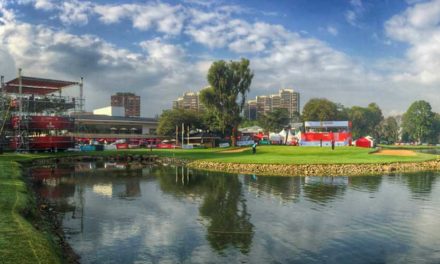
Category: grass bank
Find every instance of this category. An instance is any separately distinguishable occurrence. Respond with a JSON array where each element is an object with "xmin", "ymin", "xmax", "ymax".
[
  {"xmin": 4, "ymin": 146, "xmax": 434, "ymax": 165},
  {"xmin": 0, "ymin": 159, "xmax": 61, "ymax": 264}
]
